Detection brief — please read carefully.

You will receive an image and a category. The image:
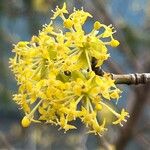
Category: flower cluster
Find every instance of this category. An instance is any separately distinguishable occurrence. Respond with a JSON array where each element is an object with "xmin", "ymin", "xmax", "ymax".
[{"xmin": 9, "ymin": 3, "xmax": 129, "ymax": 136}]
